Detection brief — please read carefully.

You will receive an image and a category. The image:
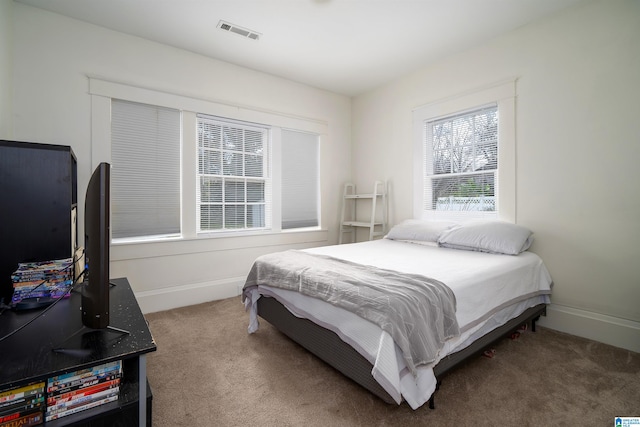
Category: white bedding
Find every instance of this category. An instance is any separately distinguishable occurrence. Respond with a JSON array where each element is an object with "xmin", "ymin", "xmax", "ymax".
[{"xmin": 244, "ymin": 239, "xmax": 552, "ymax": 409}]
